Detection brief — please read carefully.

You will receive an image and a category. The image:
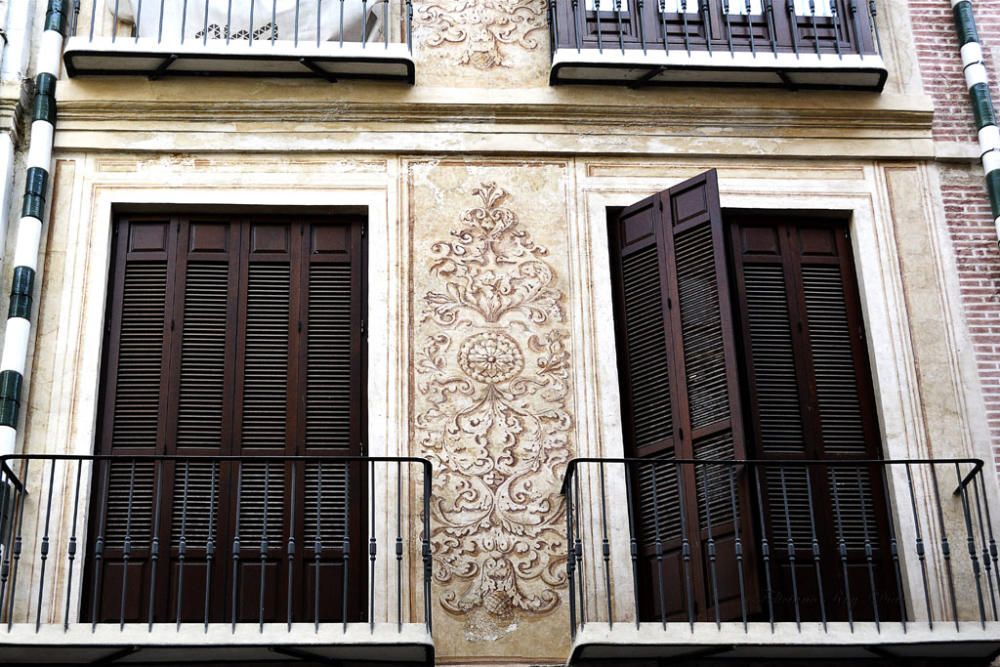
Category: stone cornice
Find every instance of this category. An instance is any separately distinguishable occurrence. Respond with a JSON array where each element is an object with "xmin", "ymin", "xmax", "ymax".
[{"xmin": 51, "ymin": 82, "xmax": 935, "ymax": 158}]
